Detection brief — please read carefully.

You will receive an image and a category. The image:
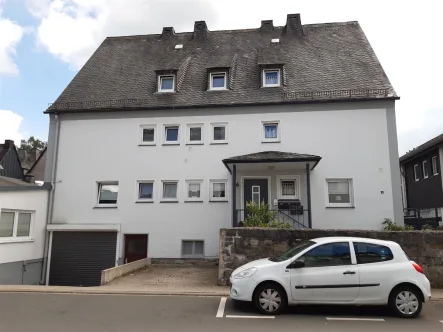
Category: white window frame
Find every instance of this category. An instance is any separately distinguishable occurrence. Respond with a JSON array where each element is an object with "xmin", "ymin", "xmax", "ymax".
[
  {"xmin": 163, "ymin": 124, "xmax": 180, "ymax": 145},
  {"xmin": 432, "ymin": 156, "xmax": 439, "ymax": 175},
  {"xmin": 210, "ymin": 122, "xmax": 229, "ymax": 144},
  {"xmin": 413, "ymin": 164, "xmax": 419, "ymax": 181},
  {"xmin": 276, "ymin": 175, "xmax": 300, "ymax": 199},
  {"xmin": 96, "ymin": 181, "xmax": 119, "ymax": 208},
  {"xmin": 139, "ymin": 124, "xmax": 157, "ymax": 146},
  {"xmin": 181, "ymin": 240, "xmax": 205, "ymax": 258},
  {"xmin": 186, "ymin": 123, "xmax": 204, "ymax": 145},
  {"xmin": 209, "ymin": 72, "xmax": 227, "ymax": 90},
  {"xmin": 325, "ymin": 178, "xmax": 354, "ymax": 208},
  {"xmin": 209, "ymin": 179, "xmax": 228, "ymax": 202},
  {"xmin": 158, "ymin": 74, "xmax": 175, "ymax": 93},
  {"xmin": 0, "ymin": 209, "xmax": 34, "ymax": 243},
  {"xmin": 185, "ymin": 180, "xmax": 204, "ymax": 202},
  {"xmin": 136, "ymin": 180, "xmax": 154, "ymax": 203},
  {"xmin": 261, "ymin": 120, "xmax": 281, "ymax": 143},
  {"xmin": 262, "ymin": 69, "xmax": 281, "ymax": 87},
  {"xmin": 161, "ymin": 180, "xmax": 179, "ymax": 202},
  {"xmin": 422, "ymin": 160, "xmax": 429, "ymax": 179}
]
